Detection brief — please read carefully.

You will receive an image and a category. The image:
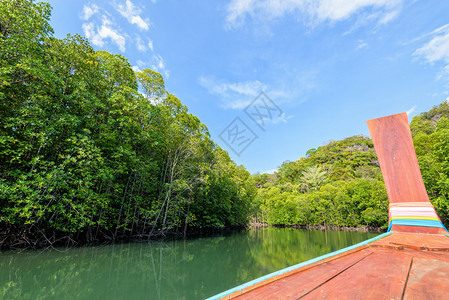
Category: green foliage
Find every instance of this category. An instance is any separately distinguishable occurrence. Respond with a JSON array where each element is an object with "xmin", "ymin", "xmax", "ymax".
[
  {"xmin": 410, "ymin": 100, "xmax": 449, "ymax": 137},
  {"xmin": 412, "ymin": 107, "xmax": 449, "ymax": 225},
  {"xmin": 298, "ymin": 165, "xmax": 328, "ymax": 193},
  {"xmin": 137, "ymin": 68, "xmax": 166, "ymax": 100},
  {"xmin": 257, "ymin": 179, "xmax": 388, "ymax": 228},
  {"xmin": 0, "ymin": 0, "xmax": 254, "ymax": 247}
]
